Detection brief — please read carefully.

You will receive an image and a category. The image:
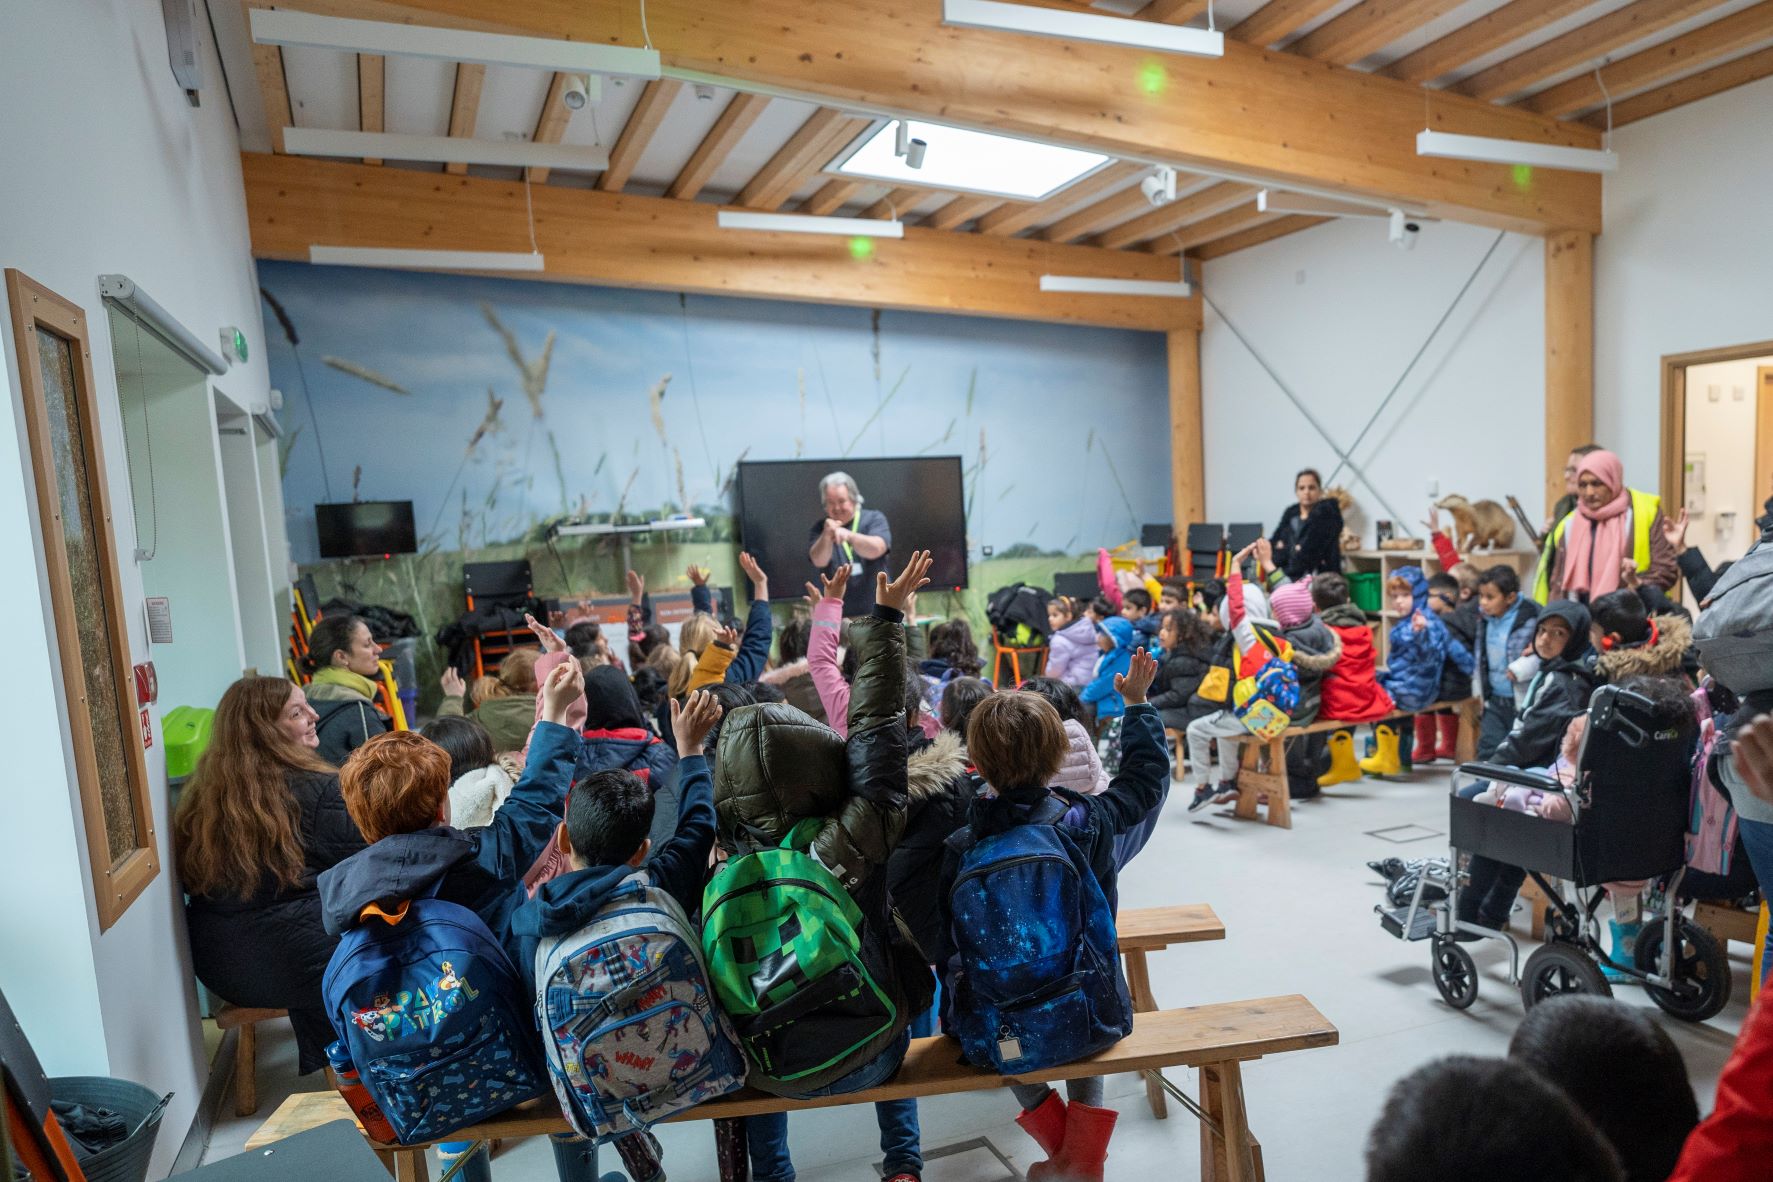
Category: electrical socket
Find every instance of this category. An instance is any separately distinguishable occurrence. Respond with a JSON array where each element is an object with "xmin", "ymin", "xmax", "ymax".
[{"xmin": 1427, "ymin": 478, "xmax": 1438, "ymax": 497}]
